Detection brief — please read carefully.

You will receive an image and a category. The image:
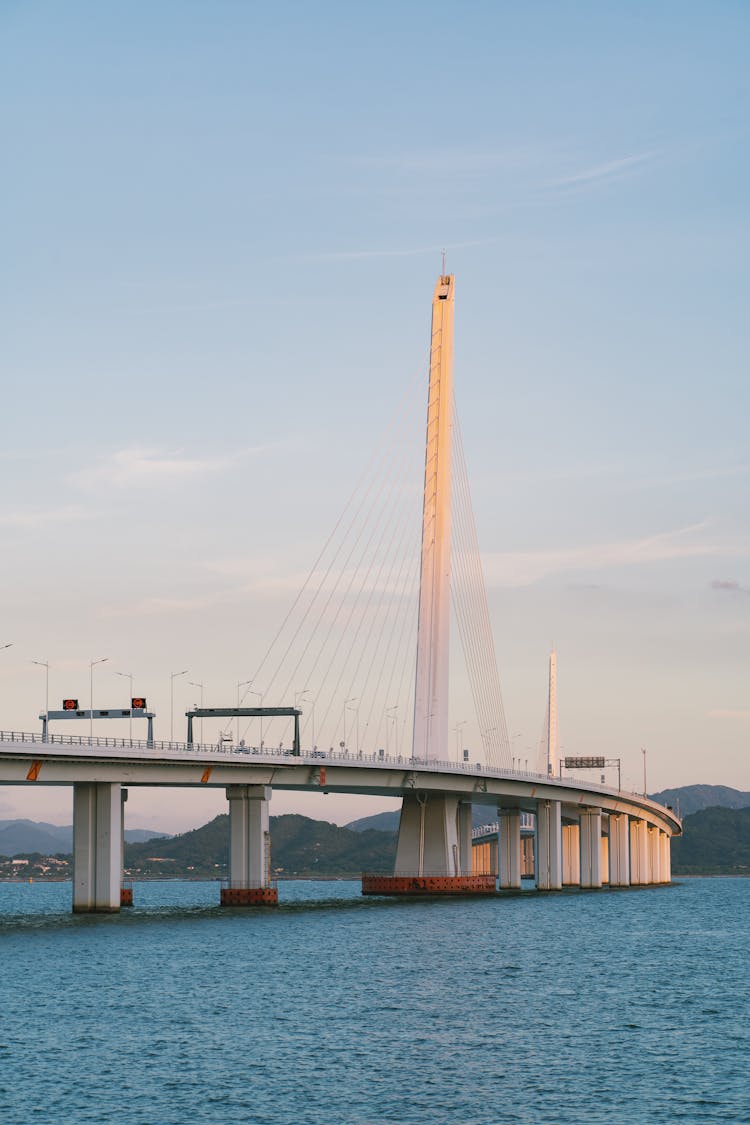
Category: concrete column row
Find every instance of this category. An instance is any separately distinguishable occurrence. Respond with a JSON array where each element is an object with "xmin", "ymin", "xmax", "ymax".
[{"xmin": 488, "ymin": 802, "xmax": 673, "ymax": 892}]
